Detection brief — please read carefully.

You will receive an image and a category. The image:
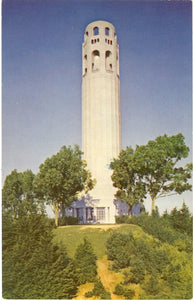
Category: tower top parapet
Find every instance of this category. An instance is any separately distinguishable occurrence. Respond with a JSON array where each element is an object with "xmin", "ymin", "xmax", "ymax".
[
  {"xmin": 84, "ymin": 20, "xmax": 116, "ymax": 42},
  {"xmin": 82, "ymin": 20, "xmax": 119, "ymax": 77}
]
